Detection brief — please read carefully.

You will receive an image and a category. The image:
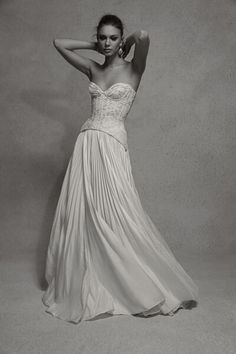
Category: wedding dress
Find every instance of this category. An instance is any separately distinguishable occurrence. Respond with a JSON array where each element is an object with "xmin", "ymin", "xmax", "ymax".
[{"xmin": 42, "ymin": 81, "xmax": 199, "ymax": 323}]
